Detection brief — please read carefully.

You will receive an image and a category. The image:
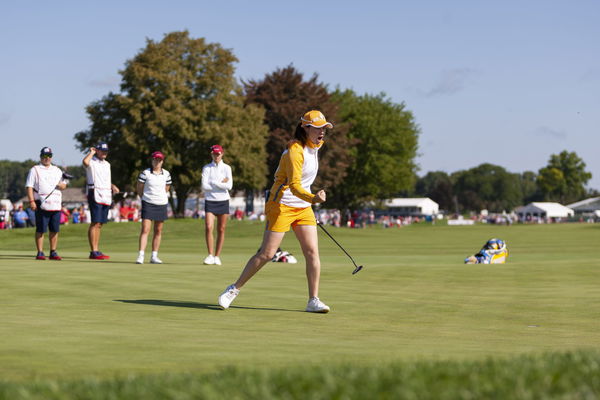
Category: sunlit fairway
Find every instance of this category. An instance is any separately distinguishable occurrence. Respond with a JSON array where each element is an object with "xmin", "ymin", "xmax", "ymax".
[{"xmin": 1, "ymin": 220, "xmax": 599, "ymax": 393}]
